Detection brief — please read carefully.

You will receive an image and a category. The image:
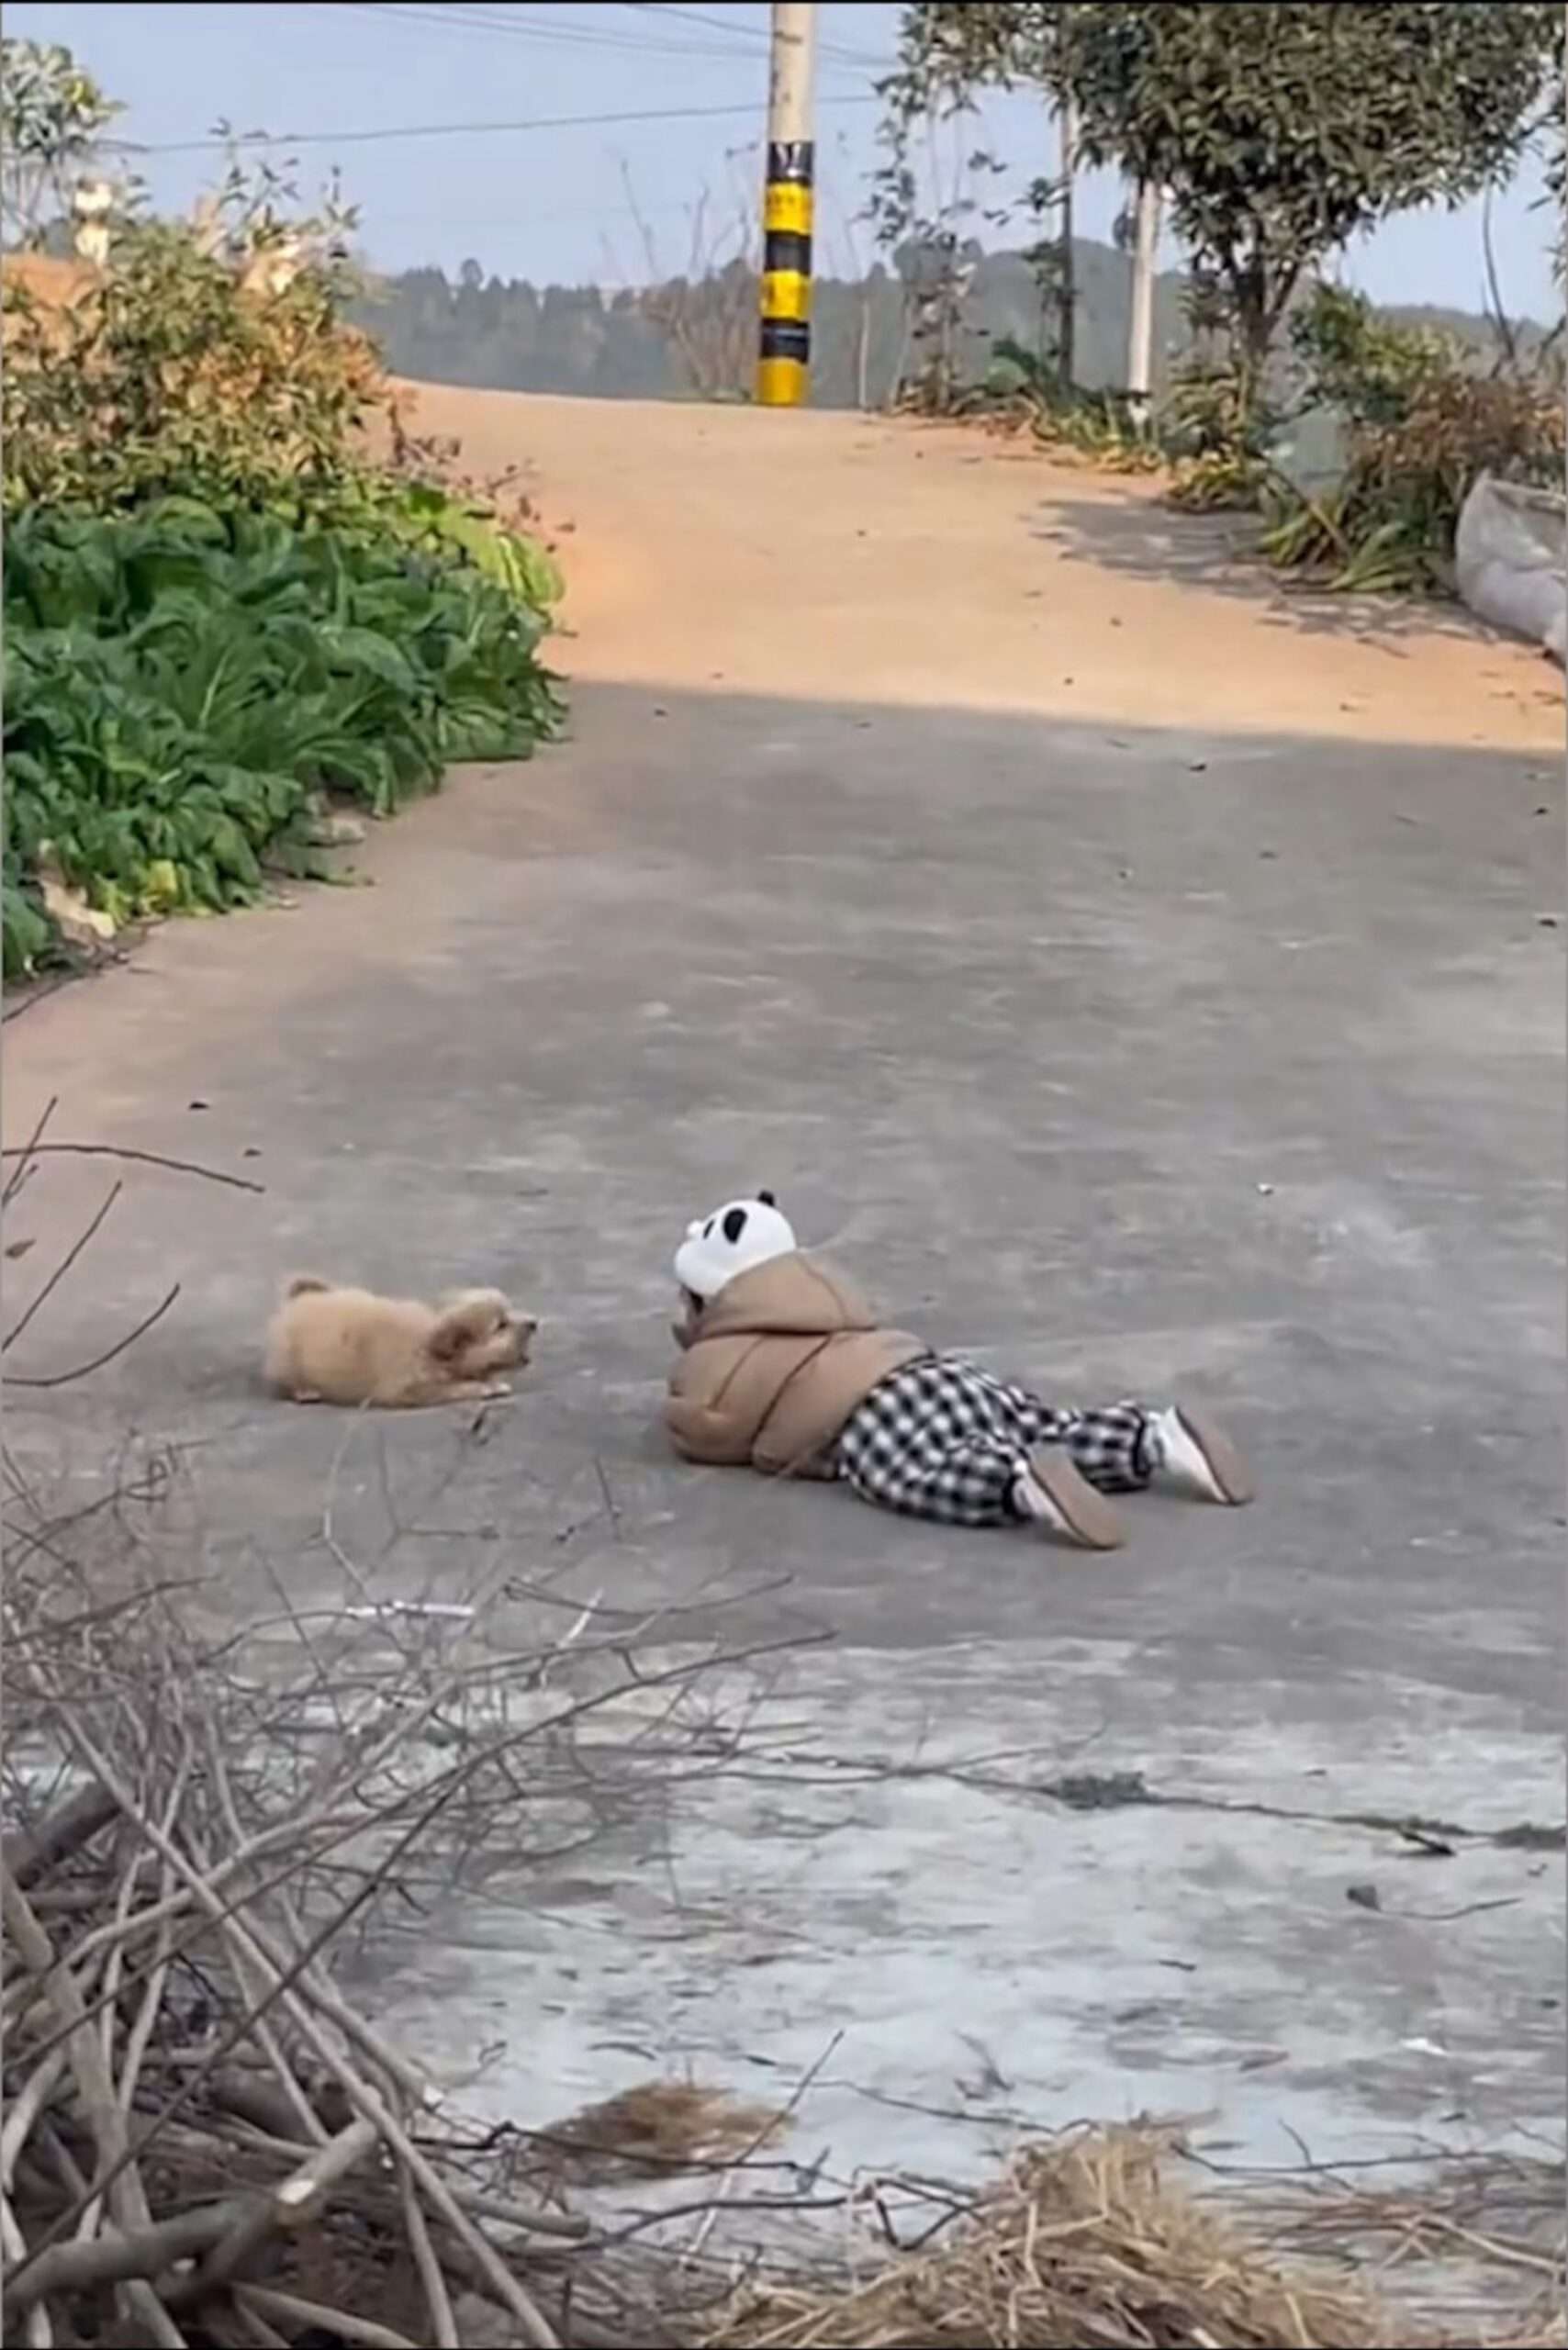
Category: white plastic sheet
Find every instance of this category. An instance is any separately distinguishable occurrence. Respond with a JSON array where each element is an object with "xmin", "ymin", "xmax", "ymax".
[{"xmin": 1454, "ymin": 471, "xmax": 1566, "ymax": 664}]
